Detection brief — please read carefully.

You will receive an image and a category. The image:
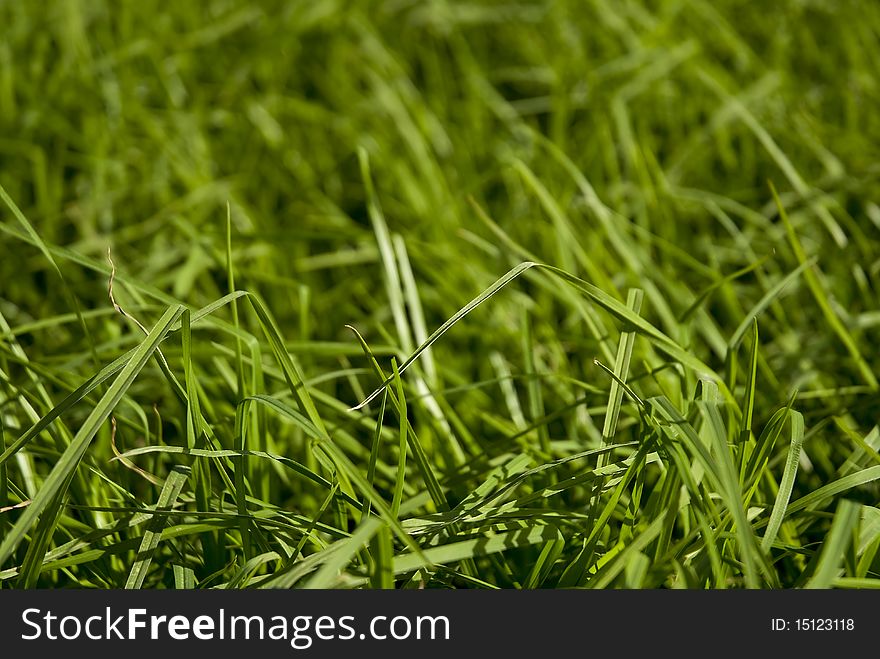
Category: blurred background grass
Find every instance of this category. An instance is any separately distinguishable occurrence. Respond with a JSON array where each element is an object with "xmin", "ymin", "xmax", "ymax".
[{"xmin": 2, "ymin": 0, "xmax": 878, "ymax": 380}]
